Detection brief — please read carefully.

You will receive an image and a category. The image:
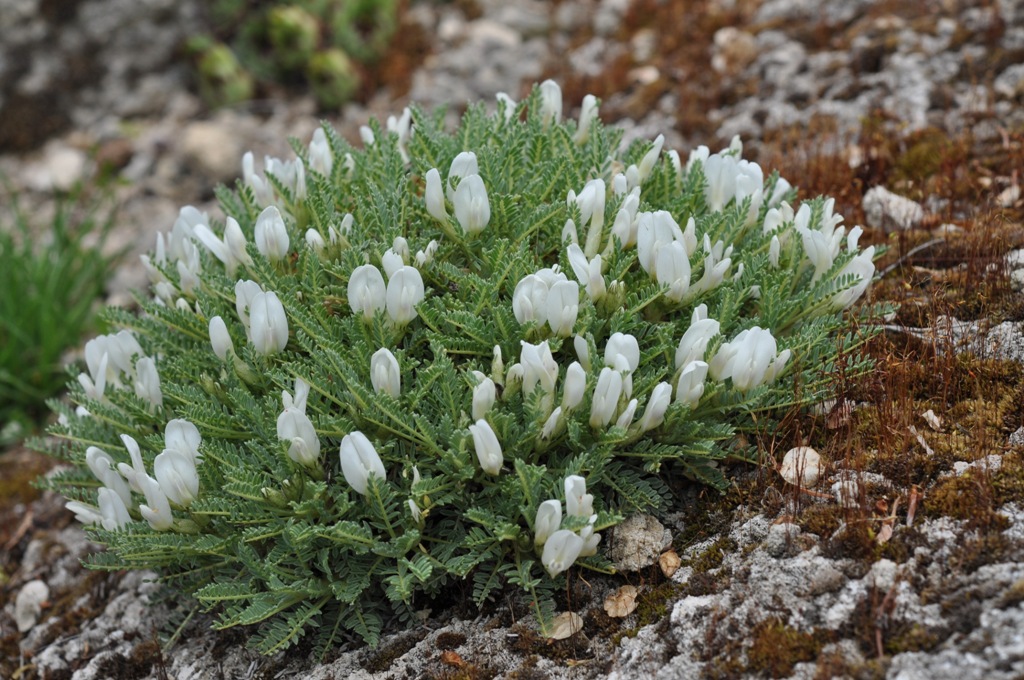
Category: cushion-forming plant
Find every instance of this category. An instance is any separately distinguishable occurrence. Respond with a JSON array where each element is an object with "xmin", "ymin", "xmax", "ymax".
[{"xmin": 44, "ymin": 81, "xmax": 882, "ymax": 655}]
